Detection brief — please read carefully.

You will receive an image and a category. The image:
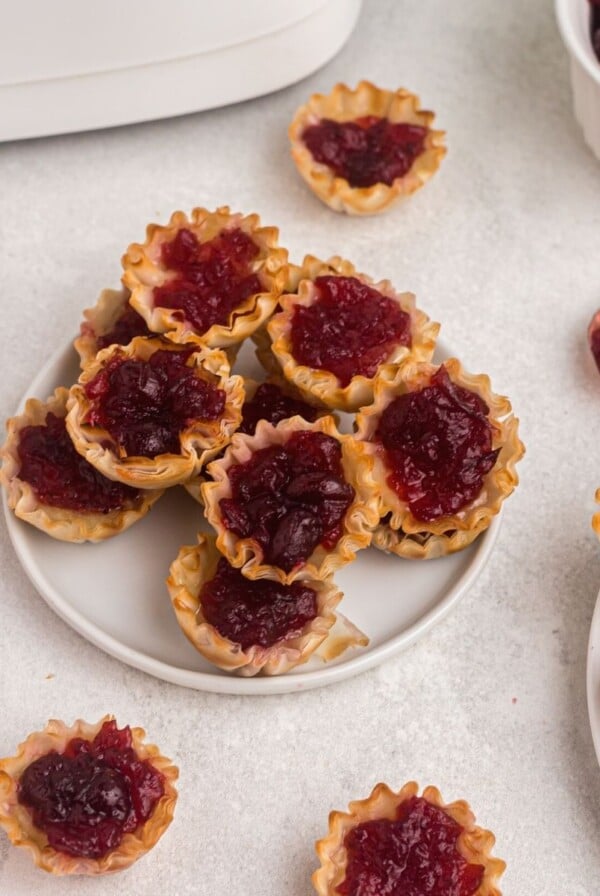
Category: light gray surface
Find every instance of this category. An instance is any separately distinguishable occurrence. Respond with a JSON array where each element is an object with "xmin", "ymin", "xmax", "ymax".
[{"xmin": 1, "ymin": 0, "xmax": 600, "ymax": 892}]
